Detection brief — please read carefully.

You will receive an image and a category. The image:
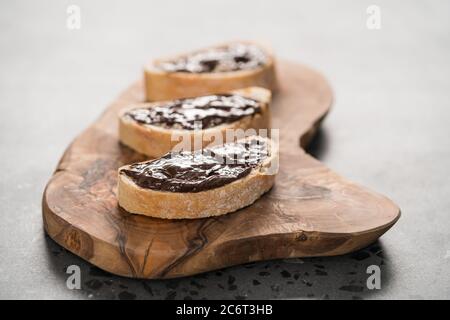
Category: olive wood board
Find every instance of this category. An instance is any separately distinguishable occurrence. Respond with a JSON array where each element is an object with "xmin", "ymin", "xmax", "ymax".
[{"xmin": 42, "ymin": 61, "xmax": 400, "ymax": 279}]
